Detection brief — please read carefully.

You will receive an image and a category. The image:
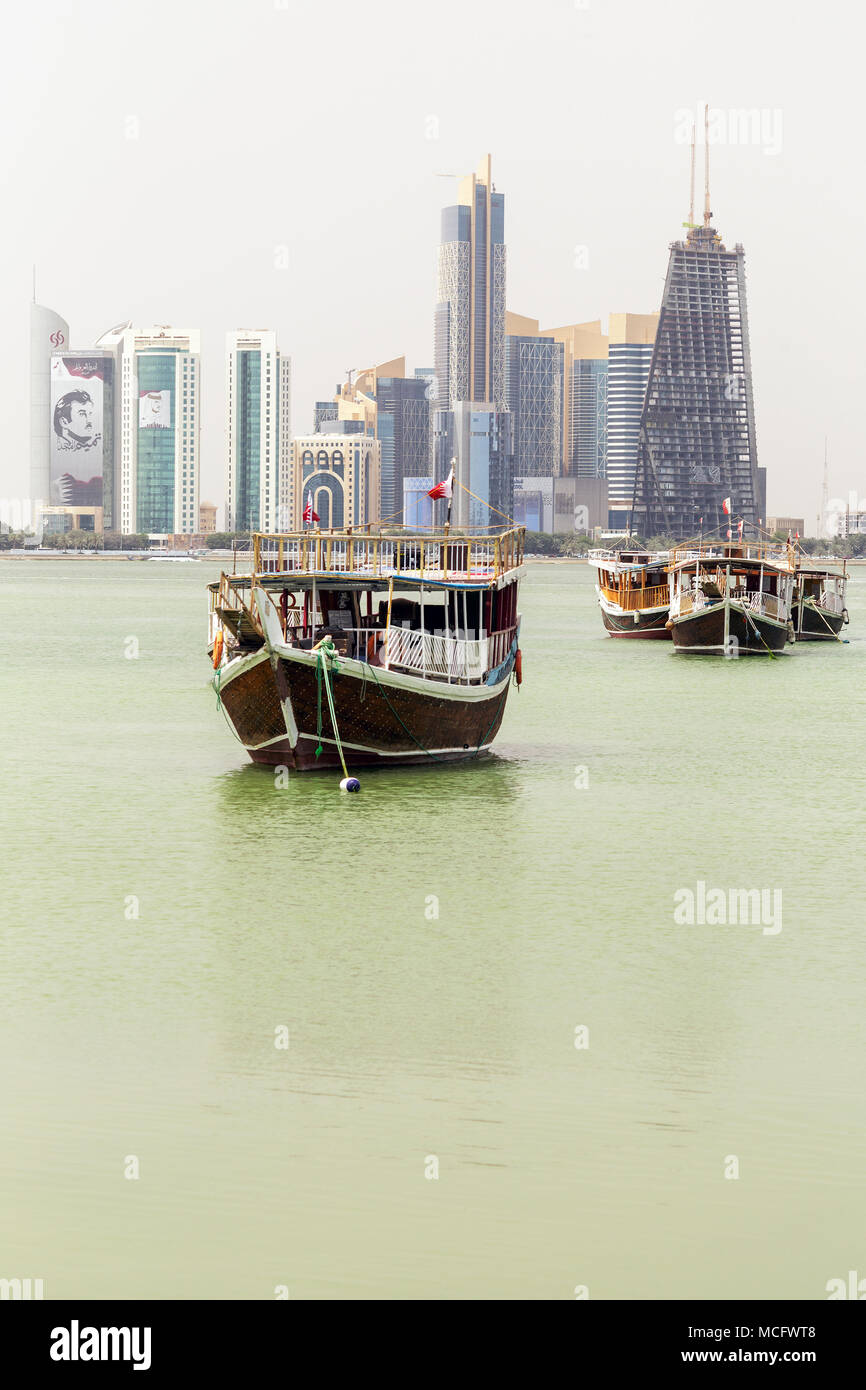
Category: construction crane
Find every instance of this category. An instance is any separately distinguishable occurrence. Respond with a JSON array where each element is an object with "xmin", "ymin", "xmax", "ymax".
[
  {"xmin": 682, "ymin": 120, "xmax": 699, "ymax": 229},
  {"xmin": 703, "ymin": 102, "xmax": 712, "ymax": 227}
]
